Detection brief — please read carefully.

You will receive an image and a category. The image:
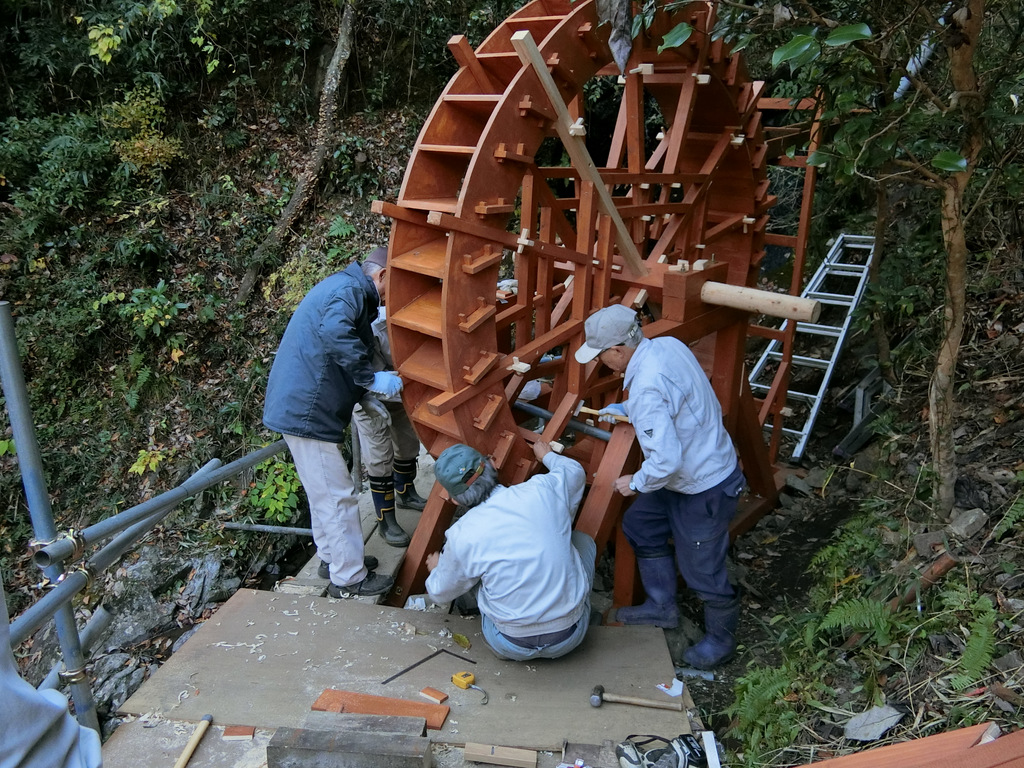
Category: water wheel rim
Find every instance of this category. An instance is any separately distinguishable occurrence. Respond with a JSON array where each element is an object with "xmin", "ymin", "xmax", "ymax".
[{"xmin": 384, "ymin": 0, "xmax": 769, "ymax": 482}]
